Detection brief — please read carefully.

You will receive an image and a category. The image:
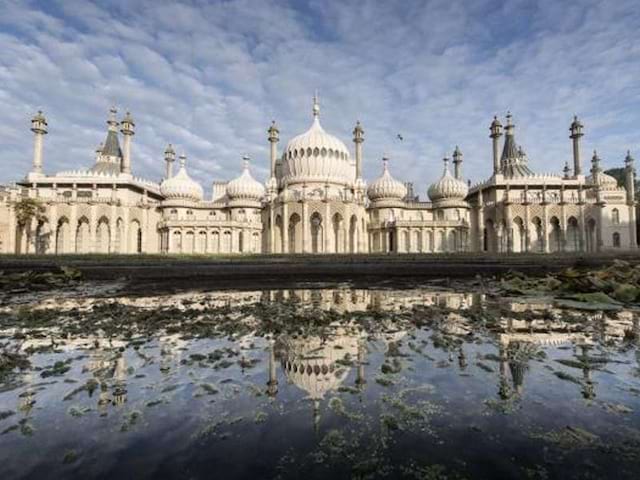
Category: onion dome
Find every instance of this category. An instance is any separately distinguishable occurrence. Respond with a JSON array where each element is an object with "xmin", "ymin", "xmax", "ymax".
[
  {"xmin": 428, "ymin": 157, "xmax": 469, "ymax": 202},
  {"xmin": 367, "ymin": 156, "xmax": 407, "ymax": 201},
  {"xmin": 160, "ymin": 154, "xmax": 203, "ymax": 201},
  {"xmin": 587, "ymin": 150, "xmax": 617, "ymax": 188},
  {"xmin": 281, "ymin": 94, "xmax": 353, "ymax": 187},
  {"xmin": 226, "ymin": 156, "xmax": 265, "ymax": 201}
]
